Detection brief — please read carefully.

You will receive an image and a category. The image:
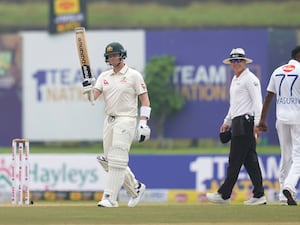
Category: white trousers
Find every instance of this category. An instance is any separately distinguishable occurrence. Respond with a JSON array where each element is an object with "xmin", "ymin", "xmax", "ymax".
[
  {"xmin": 276, "ymin": 120, "xmax": 300, "ymax": 200},
  {"xmin": 102, "ymin": 115, "xmax": 139, "ymax": 202}
]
